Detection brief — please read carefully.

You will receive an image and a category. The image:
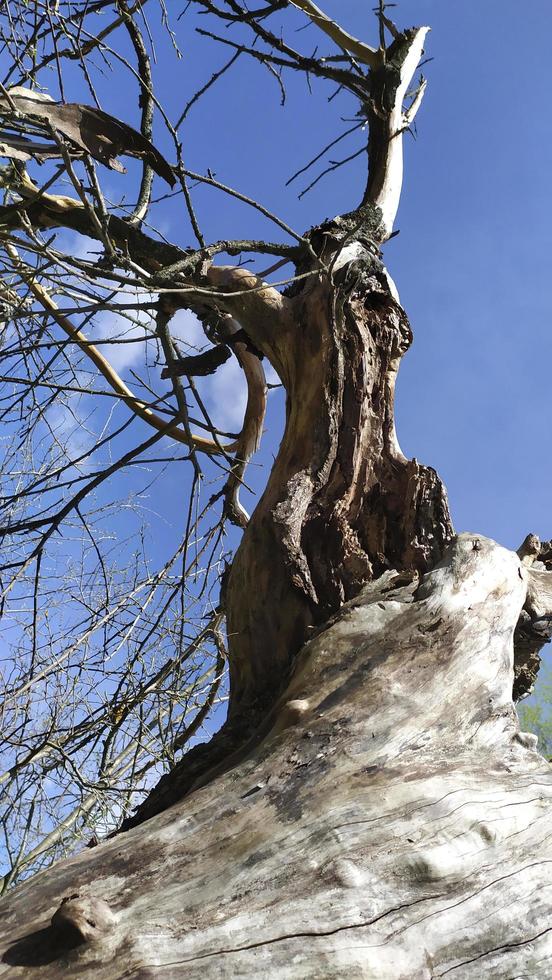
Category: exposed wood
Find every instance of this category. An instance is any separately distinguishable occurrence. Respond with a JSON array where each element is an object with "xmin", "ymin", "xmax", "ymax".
[
  {"xmin": 222, "ymin": 252, "xmax": 453, "ymax": 731},
  {"xmin": 0, "ymin": 89, "xmax": 174, "ymax": 185},
  {"xmin": 221, "ymin": 317, "xmax": 268, "ymax": 527},
  {"xmin": 514, "ymin": 534, "xmax": 552, "ymax": 700},
  {"xmin": 123, "ymin": 237, "xmax": 453, "ymax": 829},
  {"xmin": 1, "ymin": 9, "xmax": 550, "ymax": 978},
  {"xmin": 288, "ymin": 0, "xmax": 381, "ymax": 67},
  {"xmin": 364, "ymin": 27, "xmax": 429, "ymax": 237},
  {"xmin": 1, "ymin": 535, "xmax": 551, "ymax": 978}
]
